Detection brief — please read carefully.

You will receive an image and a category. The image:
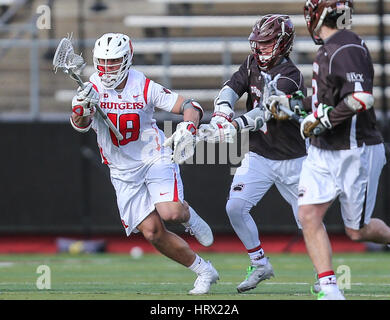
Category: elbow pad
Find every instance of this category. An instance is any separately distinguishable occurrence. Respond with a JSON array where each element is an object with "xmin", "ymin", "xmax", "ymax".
[
  {"xmin": 344, "ymin": 92, "xmax": 374, "ymax": 112},
  {"xmin": 180, "ymin": 99, "xmax": 204, "ymax": 120}
]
